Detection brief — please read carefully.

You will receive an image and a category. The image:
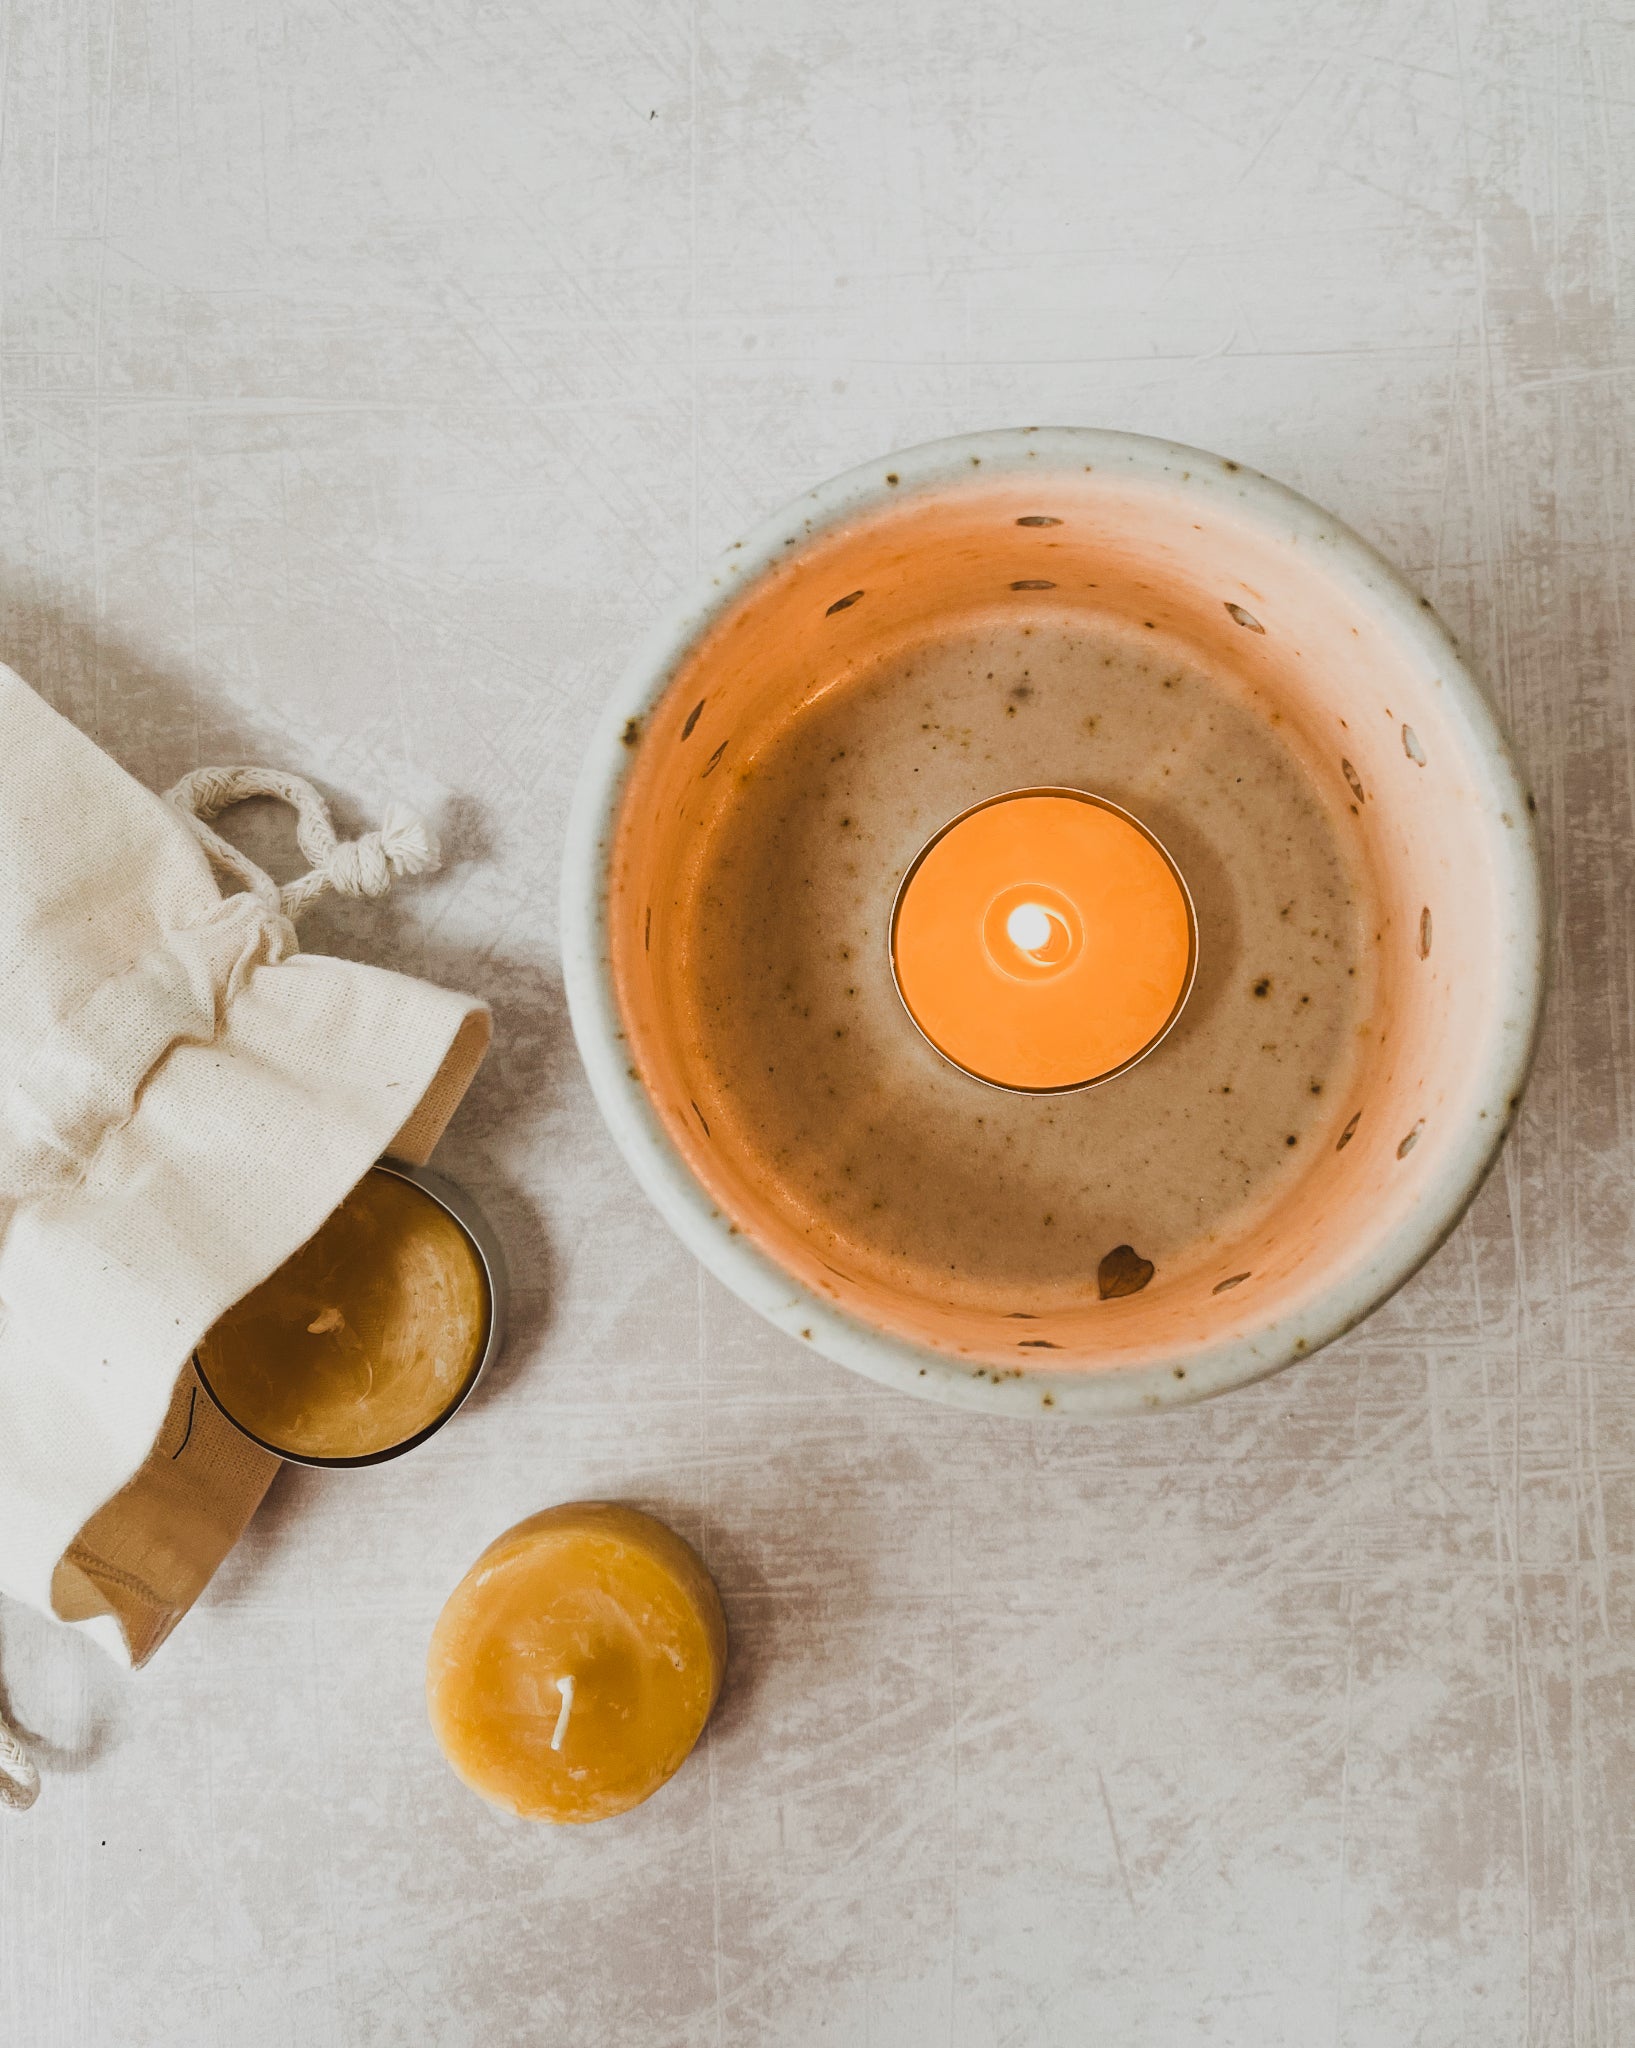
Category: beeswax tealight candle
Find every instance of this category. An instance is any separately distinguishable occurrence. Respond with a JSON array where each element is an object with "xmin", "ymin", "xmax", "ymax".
[
  {"xmin": 426, "ymin": 1503, "xmax": 727, "ymax": 1824},
  {"xmin": 196, "ymin": 1164, "xmax": 495, "ymax": 1464},
  {"xmin": 891, "ymin": 787, "xmax": 1196, "ymax": 1092}
]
